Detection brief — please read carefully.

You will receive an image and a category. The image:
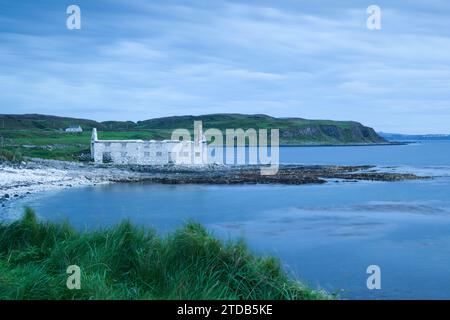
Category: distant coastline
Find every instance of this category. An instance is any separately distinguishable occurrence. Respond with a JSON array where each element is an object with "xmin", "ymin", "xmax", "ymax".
[
  {"xmin": 278, "ymin": 141, "xmax": 408, "ymax": 147},
  {"xmin": 378, "ymin": 132, "xmax": 450, "ymax": 141}
]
